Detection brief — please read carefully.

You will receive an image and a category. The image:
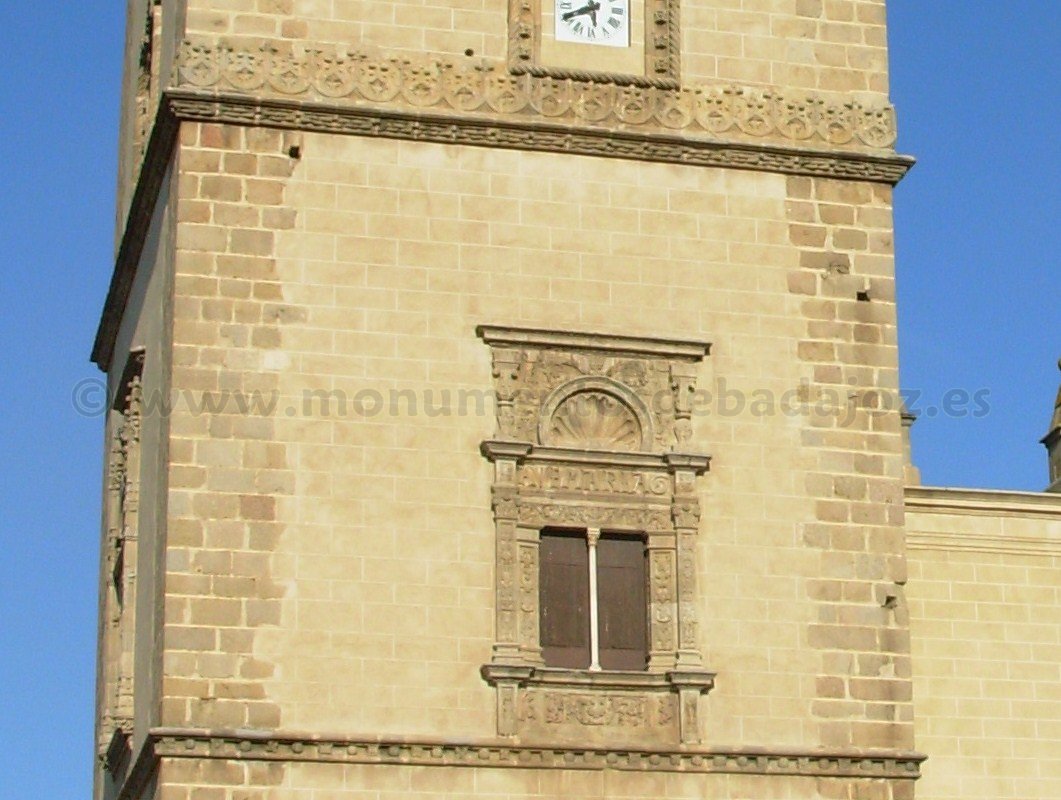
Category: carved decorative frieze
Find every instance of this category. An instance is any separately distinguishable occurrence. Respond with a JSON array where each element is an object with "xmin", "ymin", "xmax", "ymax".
[
  {"xmin": 483, "ymin": 665, "xmax": 710, "ymax": 745},
  {"xmin": 517, "ymin": 501, "xmax": 672, "ymax": 531},
  {"xmin": 176, "ymin": 38, "xmax": 898, "ymax": 149},
  {"xmin": 517, "ymin": 689, "xmax": 680, "ymax": 746},
  {"xmin": 533, "ymin": 691, "xmax": 655, "ymax": 727}
]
